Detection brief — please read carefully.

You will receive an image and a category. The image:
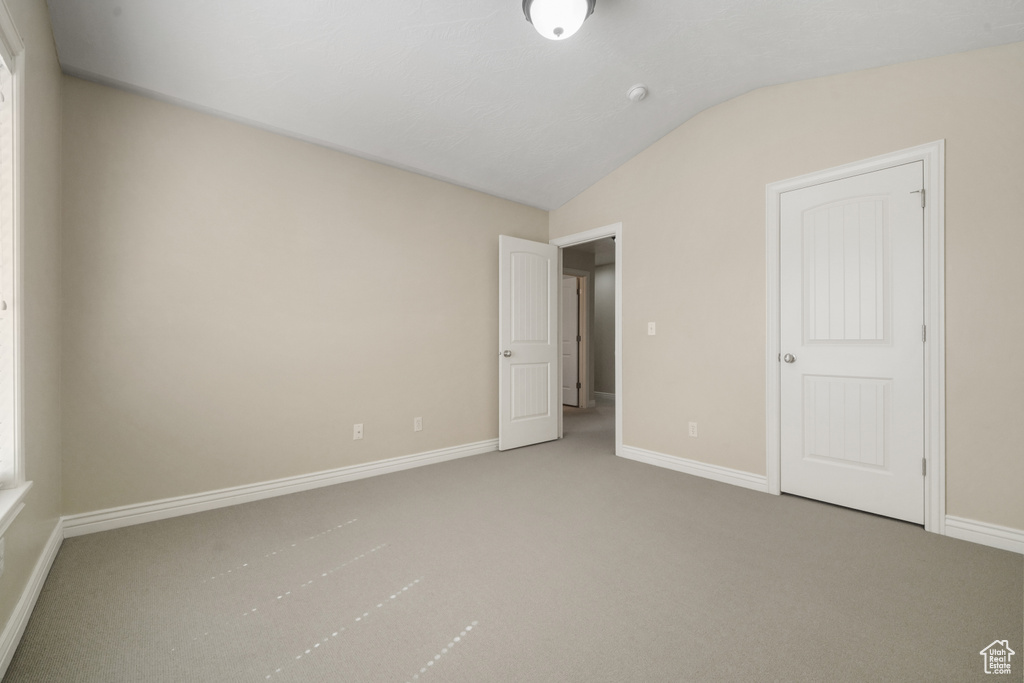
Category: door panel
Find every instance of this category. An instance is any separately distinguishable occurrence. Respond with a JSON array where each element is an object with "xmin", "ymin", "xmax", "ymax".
[
  {"xmin": 499, "ymin": 236, "xmax": 559, "ymax": 451},
  {"xmin": 805, "ymin": 198, "xmax": 887, "ymax": 342},
  {"xmin": 512, "ymin": 363, "xmax": 551, "ymax": 420},
  {"xmin": 803, "ymin": 375, "xmax": 888, "ymax": 468},
  {"xmin": 561, "ymin": 276, "xmax": 579, "ymax": 406},
  {"xmin": 780, "ymin": 162, "xmax": 924, "ymax": 524},
  {"xmin": 511, "ymin": 251, "xmax": 550, "ymax": 342}
]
